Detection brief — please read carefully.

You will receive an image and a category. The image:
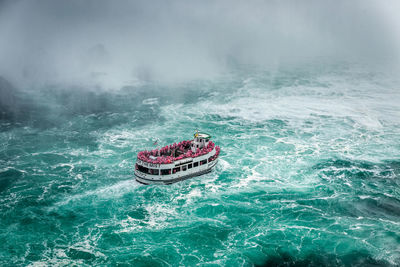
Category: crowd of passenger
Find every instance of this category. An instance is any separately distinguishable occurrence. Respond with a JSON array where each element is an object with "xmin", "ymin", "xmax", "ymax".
[{"xmin": 137, "ymin": 140, "xmax": 219, "ymax": 164}]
